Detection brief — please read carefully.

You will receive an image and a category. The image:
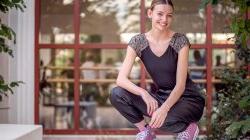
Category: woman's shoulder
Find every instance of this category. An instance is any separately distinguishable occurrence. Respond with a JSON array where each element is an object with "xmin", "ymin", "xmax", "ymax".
[
  {"xmin": 128, "ymin": 33, "xmax": 148, "ymax": 57},
  {"xmin": 173, "ymin": 32, "xmax": 190, "ymax": 45},
  {"xmin": 170, "ymin": 32, "xmax": 191, "ymax": 53},
  {"xmin": 129, "ymin": 33, "xmax": 147, "ymax": 44},
  {"xmin": 172, "ymin": 32, "xmax": 188, "ymax": 39}
]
